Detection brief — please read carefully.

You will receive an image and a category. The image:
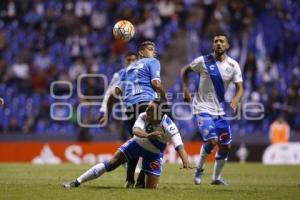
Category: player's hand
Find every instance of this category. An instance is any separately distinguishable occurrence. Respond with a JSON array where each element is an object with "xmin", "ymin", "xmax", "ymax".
[
  {"xmin": 180, "ymin": 162, "xmax": 195, "ymax": 169},
  {"xmin": 148, "ymin": 131, "xmax": 163, "ymax": 139},
  {"xmin": 0, "ymin": 97, "xmax": 4, "ymax": 106},
  {"xmin": 98, "ymin": 112, "xmax": 107, "ymax": 126},
  {"xmin": 230, "ymin": 99, "xmax": 239, "ymax": 112},
  {"xmin": 183, "ymin": 87, "xmax": 192, "ymax": 102}
]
